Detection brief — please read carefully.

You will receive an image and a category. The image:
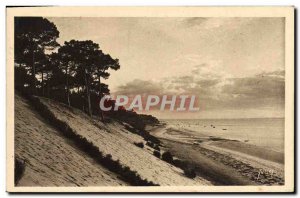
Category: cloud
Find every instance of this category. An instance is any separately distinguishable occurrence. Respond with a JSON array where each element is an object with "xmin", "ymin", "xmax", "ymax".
[
  {"xmin": 114, "ymin": 67, "xmax": 285, "ymax": 112},
  {"xmin": 182, "ymin": 17, "xmax": 255, "ymax": 30},
  {"xmin": 114, "ymin": 79, "xmax": 163, "ymax": 96},
  {"xmin": 223, "ymin": 71, "xmax": 285, "ymax": 99},
  {"xmin": 219, "ymin": 70, "xmax": 285, "ymax": 110}
]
